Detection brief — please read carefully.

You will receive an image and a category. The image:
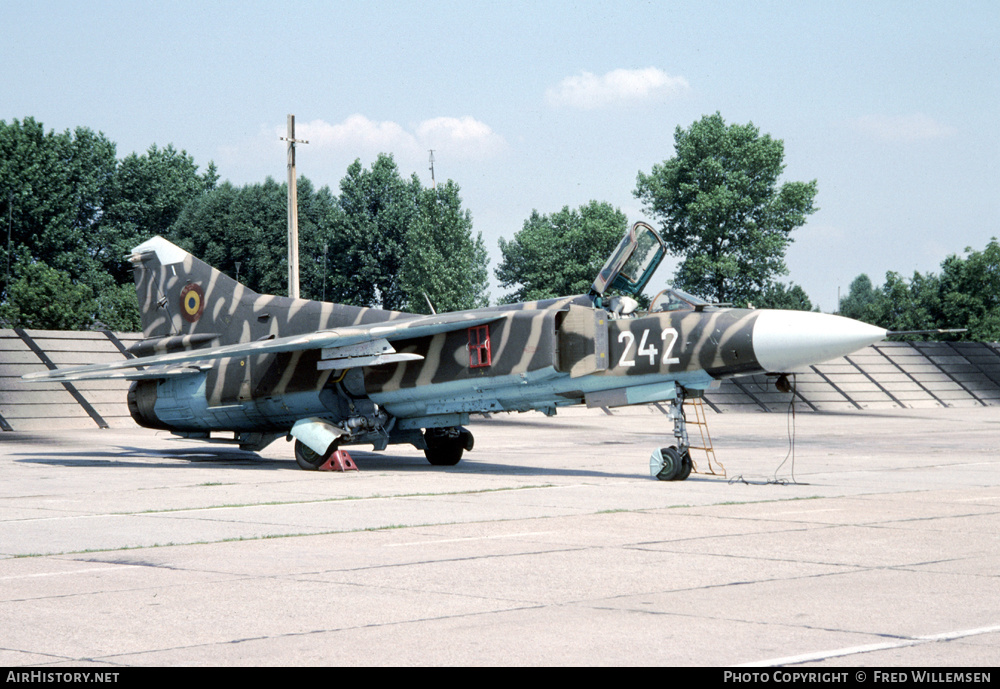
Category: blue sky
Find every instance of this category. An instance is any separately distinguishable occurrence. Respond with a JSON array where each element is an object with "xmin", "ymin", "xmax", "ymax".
[{"xmin": 5, "ymin": 0, "xmax": 998, "ymax": 310}]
